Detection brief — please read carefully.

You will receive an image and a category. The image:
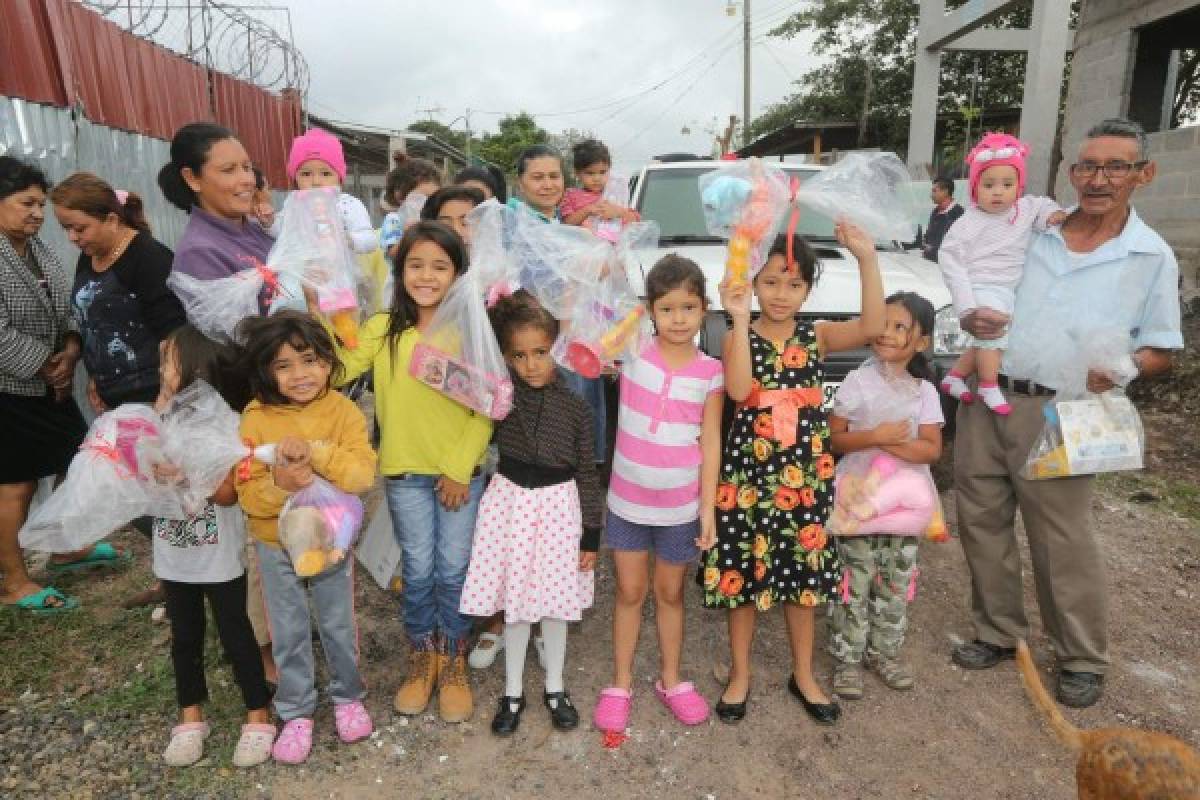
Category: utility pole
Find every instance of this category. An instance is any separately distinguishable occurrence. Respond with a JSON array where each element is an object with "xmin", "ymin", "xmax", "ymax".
[
  {"xmin": 464, "ymin": 108, "xmax": 472, "ymax": 162},
  {"xmin": 742, "ymin": 0, "xmax": 752, "ymax": 144}
]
